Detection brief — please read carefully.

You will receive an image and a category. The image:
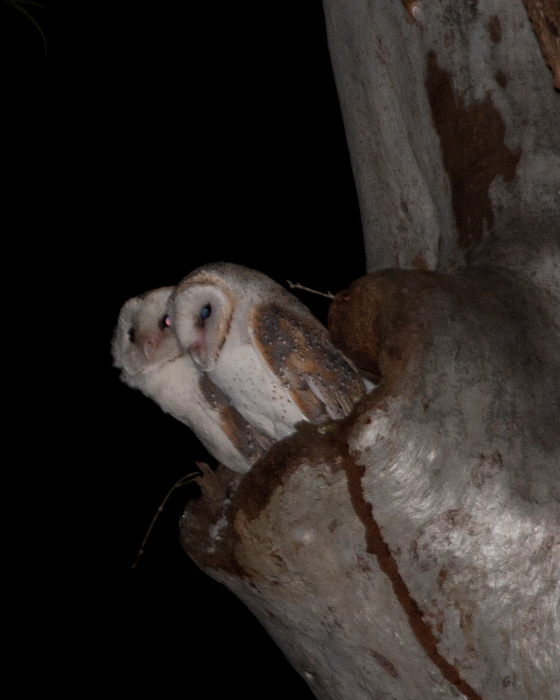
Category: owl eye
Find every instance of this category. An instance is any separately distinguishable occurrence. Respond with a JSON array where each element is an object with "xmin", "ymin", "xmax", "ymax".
[
  {"xmin": 200, "ymin": 304, "xmax": 212, "ymax": 321},
  {"xmin": 127, "ymin": 327, "xmax": 136, "ymax": 343}
]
